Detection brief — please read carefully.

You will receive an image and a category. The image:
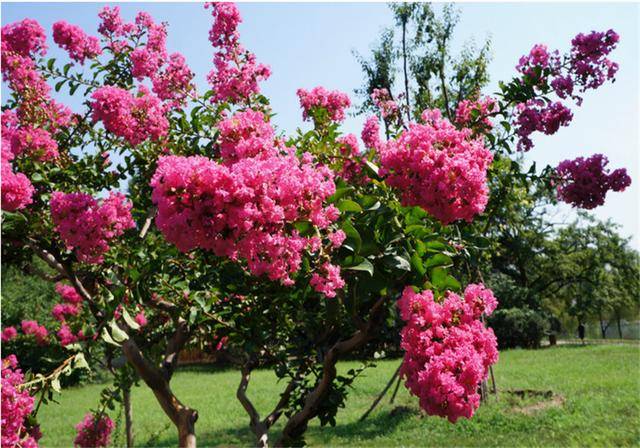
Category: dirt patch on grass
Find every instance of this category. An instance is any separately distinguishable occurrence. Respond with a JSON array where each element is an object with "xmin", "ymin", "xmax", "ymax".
[{"xmin": 503, "ymin": 389, "xmax": 565, "ymax": 415}]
